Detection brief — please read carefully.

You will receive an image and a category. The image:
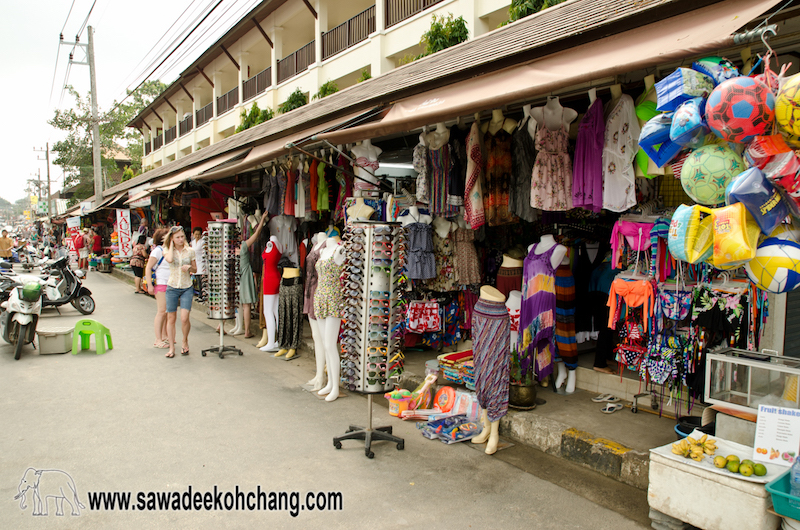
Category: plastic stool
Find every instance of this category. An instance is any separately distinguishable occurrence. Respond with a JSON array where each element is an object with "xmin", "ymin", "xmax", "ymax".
[{"xmin": 71, "ymin": 319, "xmax": 113, "ymax": 355}]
